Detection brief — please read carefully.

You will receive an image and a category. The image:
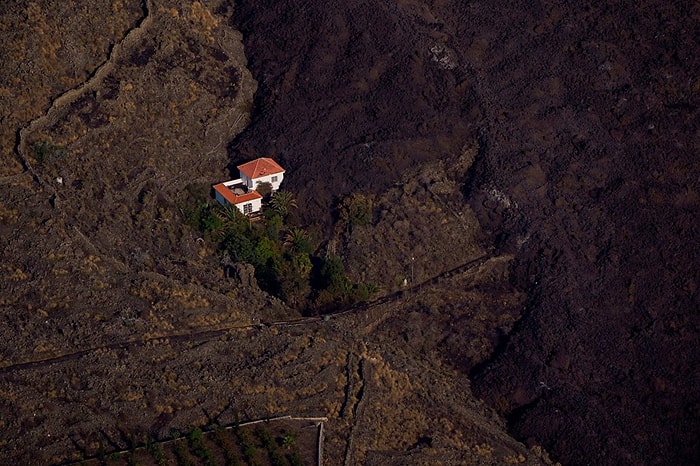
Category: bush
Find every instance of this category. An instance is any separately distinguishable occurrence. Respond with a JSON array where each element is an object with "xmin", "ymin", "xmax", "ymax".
[
  {"xmin": 339, "ymin": 193, "xmax": 374, "ymax": 230},
  {"xmin": 310, "ymin": 255, "xmax": 378, "ymax": 310},
  {"xmin": 281, "ymin": 432, "xmax": 296, "ymax": 449},
  {"xmin": 255, "ymin": 181, "xmax": 273, "ymax": 199},
  {"xmin": 257, "ymin": 427, "xmax": 286, "ymax": 466},
  {"xmin": 173, "ymin": 440, "xmax": 194, "ymax": 466},
  {"xmin": 318, "ymin": 255, "xmax": 349, "ymax": 293},
  {"xmin": 214, "ymin": 428, "xmax": 241, "ymax": 466},
  {"xmin": 150, "ymin": 443, "xmax": 168, "ymax": 466},
  {"xmin": 235, "ymin": 428, "xmax": 259, "ymax": 466},
  {"xmin": 178, "ymin": 183, "xmax": 222, "ymax": 233},
  {"xmin": 288, "ymin": 451, "xmax": 304, "ymax": 466},
  {"xmin": 32, "ymin": 140, "xmax": 66, "ymax": 164},
  {"xmin": 189, "ymin": 427, "xmax": 215, "ymax": 466},
  {"xmin": 351, "ymin": 282, "xmax": 380, "ymax": 303}
]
